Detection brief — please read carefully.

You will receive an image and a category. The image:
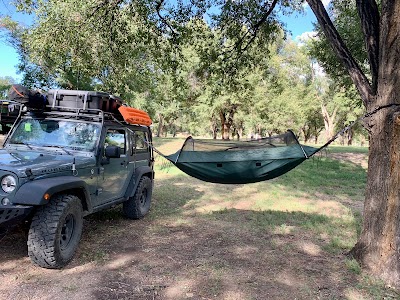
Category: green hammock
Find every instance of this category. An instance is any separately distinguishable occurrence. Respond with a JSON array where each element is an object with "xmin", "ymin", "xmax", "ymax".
[{"xmin": 163, "ymin": 130, "xmax": 320, "ymax": 184}]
